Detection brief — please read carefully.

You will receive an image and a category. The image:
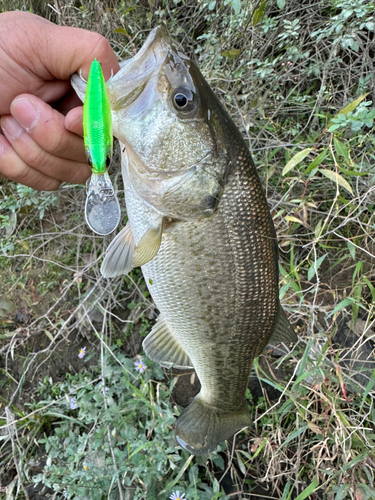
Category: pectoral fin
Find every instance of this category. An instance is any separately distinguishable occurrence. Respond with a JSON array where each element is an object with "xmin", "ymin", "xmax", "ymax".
[
  {"xmin": 143, "ymin": 315, "xmax": 193, "ymax": 369},
  {"xmin": 132, "ymin": 221, "xmax": 163, "ymax": 268},
  {"xmin": 269, "ymin": 305, "xmax": 298, "ymax": 345},
  {"xmin": 100, "ymin": 222, "xmax": 135, "ymax": 278}
]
